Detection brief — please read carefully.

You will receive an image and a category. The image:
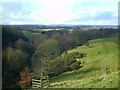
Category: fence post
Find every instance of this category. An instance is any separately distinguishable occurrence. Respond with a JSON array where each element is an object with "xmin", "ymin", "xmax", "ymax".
[{"xmin": 32, "ymin": 79, "xmax": 41, "ymax": 88}]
